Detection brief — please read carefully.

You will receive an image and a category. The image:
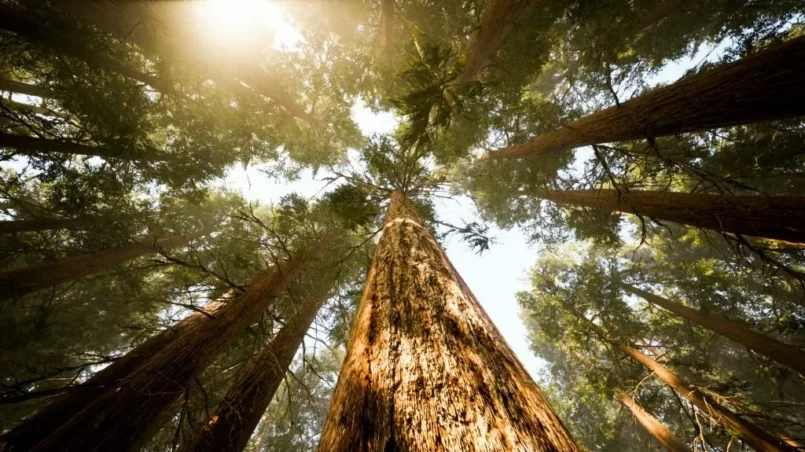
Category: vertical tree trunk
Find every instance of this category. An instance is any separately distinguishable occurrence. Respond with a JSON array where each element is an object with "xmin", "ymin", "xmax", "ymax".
[
  {"xmin": 622, "ymin": 283, "xmax": 805, "ymax": 377},
  {"xmin": 484, "ymin": 35, "xmax": 805, "ymax": 159},
  {"xmin": 0, "ymin": 77, "xmax": 51, "ymax": 98},
  {"xmin": 0, "ymin": 132, "xmax": 166, "ymax": 161},
  {"xmin": 318, "ymin": 192, "xmax": 578, "ymax": 451},
  {"xmin": 181, "ymin": 282, "xmax": 332, "ymax": 452},
  {"xmin": 2, "ymin": 255, "xmax": 308, "ymax": 452},
  {"xmin": 0, "ymin": 228, "xmax": 212, "ymax": 302},
  {"xmin": 614, "ymin": 389, "xmax": 689, "ymax": 452},
  {"xmin": 453, "ymin": 0, "xmax": 535, "ymax": 85},
  {"xmin": 533, "ymin": 188, "xmax": 805, "ymax": 244}
]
